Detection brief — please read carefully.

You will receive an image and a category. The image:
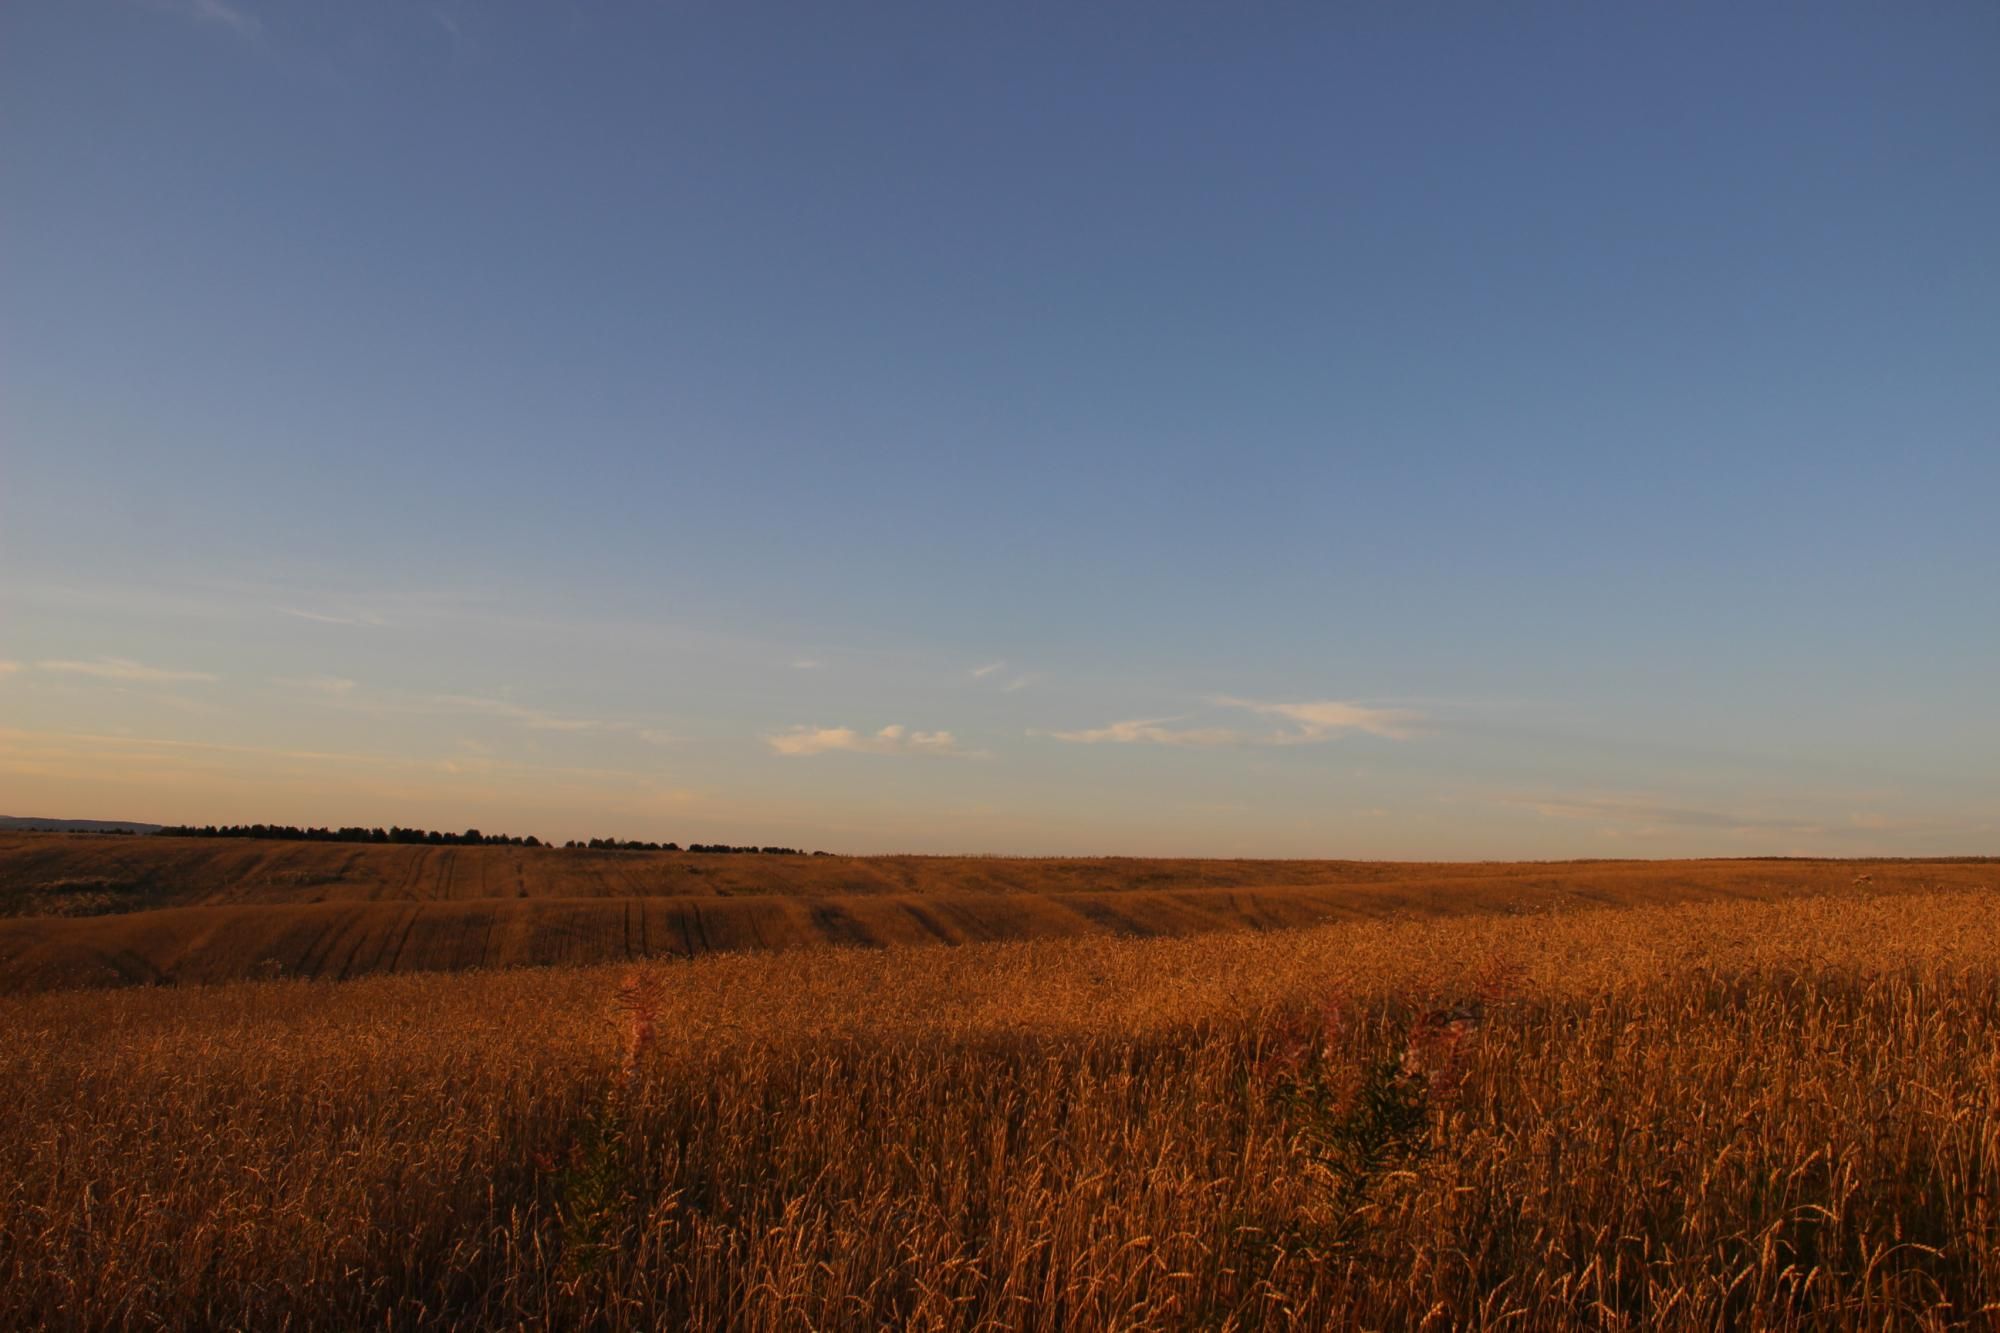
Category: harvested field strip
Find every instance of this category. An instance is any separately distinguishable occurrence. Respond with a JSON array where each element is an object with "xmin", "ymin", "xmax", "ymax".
[
  {"xmin": 7, "ymin": 833, "xmax": 1990, "ymax": 919},
  {"xmin": 0, "ymin": 865, "xmax": 1971, "ymax": 994}
]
